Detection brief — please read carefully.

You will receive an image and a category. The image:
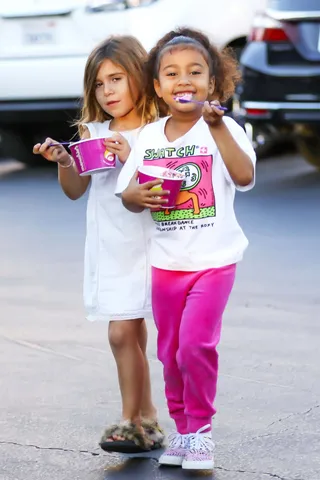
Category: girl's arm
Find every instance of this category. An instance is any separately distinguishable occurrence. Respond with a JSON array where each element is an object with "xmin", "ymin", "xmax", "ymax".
[
  {"xmin": 33, "ymin": 128, "xmax": 91, "ymax": 200},
  {"xmin": 57, "ymin": 127, "xmax": 90, "ymax": 200},
  {"xmin": 203, "ymin": 101, "xmax": 254, "ymax": 187}
]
